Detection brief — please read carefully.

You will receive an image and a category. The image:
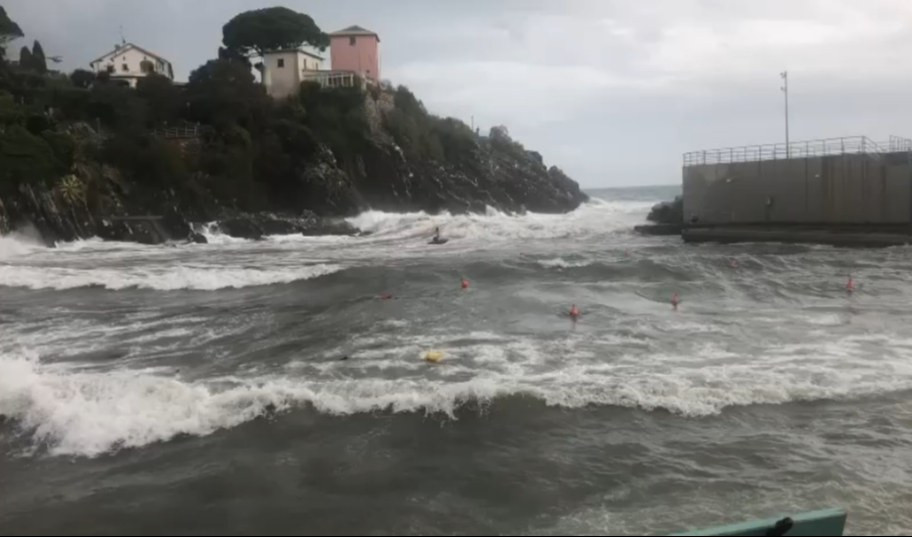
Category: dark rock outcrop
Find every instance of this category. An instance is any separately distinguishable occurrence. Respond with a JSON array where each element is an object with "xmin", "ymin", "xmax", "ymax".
[
  {"xmin": 2, "ymin": 183, "xmax": 85, "ymax": 246},
  {"xmin": 298, "ymin": 210, "xmax": 360, "ymax": 236},
  {"xmin": 647, "ymin": 196, "xmax": 683, "ymax": 224},
  {"xmin": 187, "ymin": 231, "xmax": 208, "ymax": 244},
  {"xmin": 635, "ymin": 196, "xmax": 684, "ymax": 236},
  {"xmin": 1, "ymin": 177, "xmax": 198, "ymax": 246},
  {"xmin": 96, "ymin": 219, "xmax": 164, "ymax": 245},
  {"xmin": 217, "ymin": 216, "xmax": 267, "ymax": 240},
  {"xmin": 213, "ymin": 211, "xmax": 359, "ymax": 240}
]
